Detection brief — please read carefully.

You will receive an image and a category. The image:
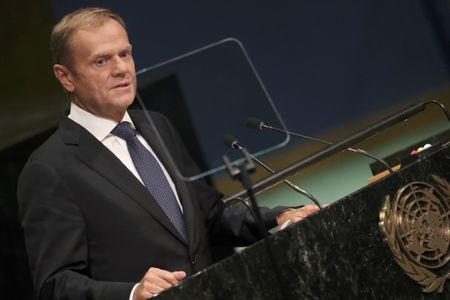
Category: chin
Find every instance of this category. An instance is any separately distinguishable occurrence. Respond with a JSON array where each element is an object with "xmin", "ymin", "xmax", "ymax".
[{"xmin": 116, "ymin": 95, "xmax": 135, "ymax": 108}]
